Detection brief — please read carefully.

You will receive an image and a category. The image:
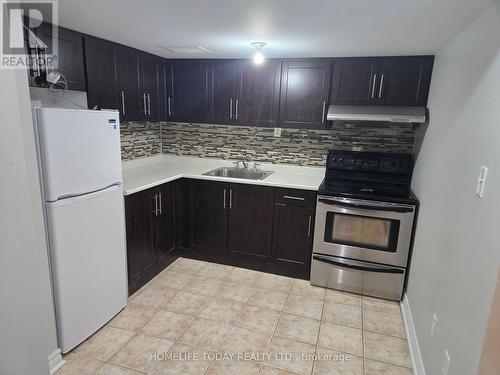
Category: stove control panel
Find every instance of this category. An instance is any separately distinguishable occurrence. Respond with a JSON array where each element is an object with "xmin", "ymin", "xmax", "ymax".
[{"xmin": 327, "ymin": 151, "xmax": 412, "ymax": 175}]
